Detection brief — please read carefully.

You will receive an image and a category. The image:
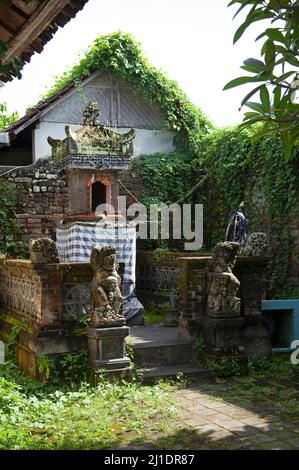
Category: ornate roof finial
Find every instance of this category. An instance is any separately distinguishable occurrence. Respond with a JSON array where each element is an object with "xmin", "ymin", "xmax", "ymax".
[{"xmin": 83, "ymin": 101, "xmax": 101, "ymax": 127}]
